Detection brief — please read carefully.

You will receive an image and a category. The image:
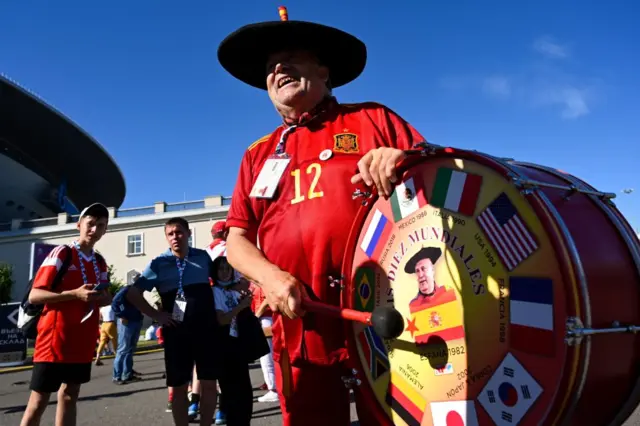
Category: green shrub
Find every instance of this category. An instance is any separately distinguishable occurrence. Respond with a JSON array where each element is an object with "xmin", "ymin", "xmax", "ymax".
[{"xmin": 0, "ymin": 263, "xmax": 15, "ymax": 304}]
